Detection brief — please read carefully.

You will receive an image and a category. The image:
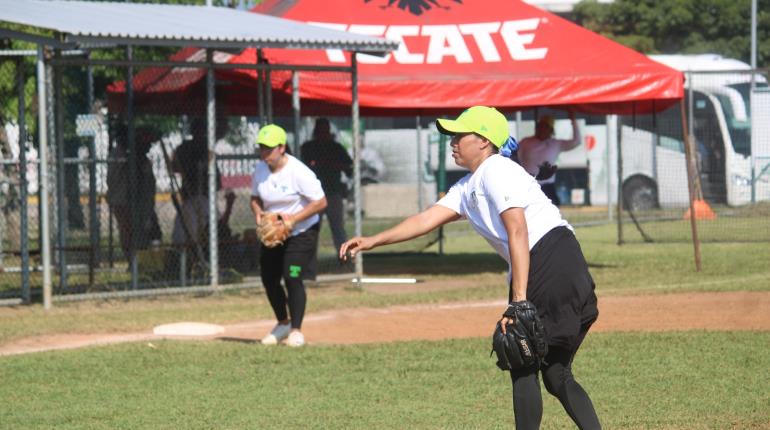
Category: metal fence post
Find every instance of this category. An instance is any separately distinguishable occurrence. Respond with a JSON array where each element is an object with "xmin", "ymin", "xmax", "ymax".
[
  {"xmin": 126, "ymin": 45, "xmax": 139, "ymax": 290},
  {"xmin": 257, "ymin": 49, "xmax": 265, "ymax": 126},
  {"xmin": 207, "ymin": 49, "xmax": 219, "ymax": 288},
  {"xmin": 605, "ymin": 115, "xmax": 613, "ymax": 221},
  {"xmin": 351, "ymin": 53, "xmax": 363, "ymax": 285},
  {"xmin": 416, "ymin": 115, "xmax": 423, "ymax": 211},
  {"xmin": 616, "ymin": 117, "xmax": 623, "ymax": 245},
  {"xmin": 17, "ymin": 58, "xmax": 30, "ymax": 303},
  {"xmin": 54, "ymin": 47, "xmax": 67, "ymax": 294},
  {"xmin": 292, "ymin": 71, "xmax": 301, "ymax": 156},
  {"xmin": 37, "ymin": 45, "xmax": 52, "ymax": 309}
]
